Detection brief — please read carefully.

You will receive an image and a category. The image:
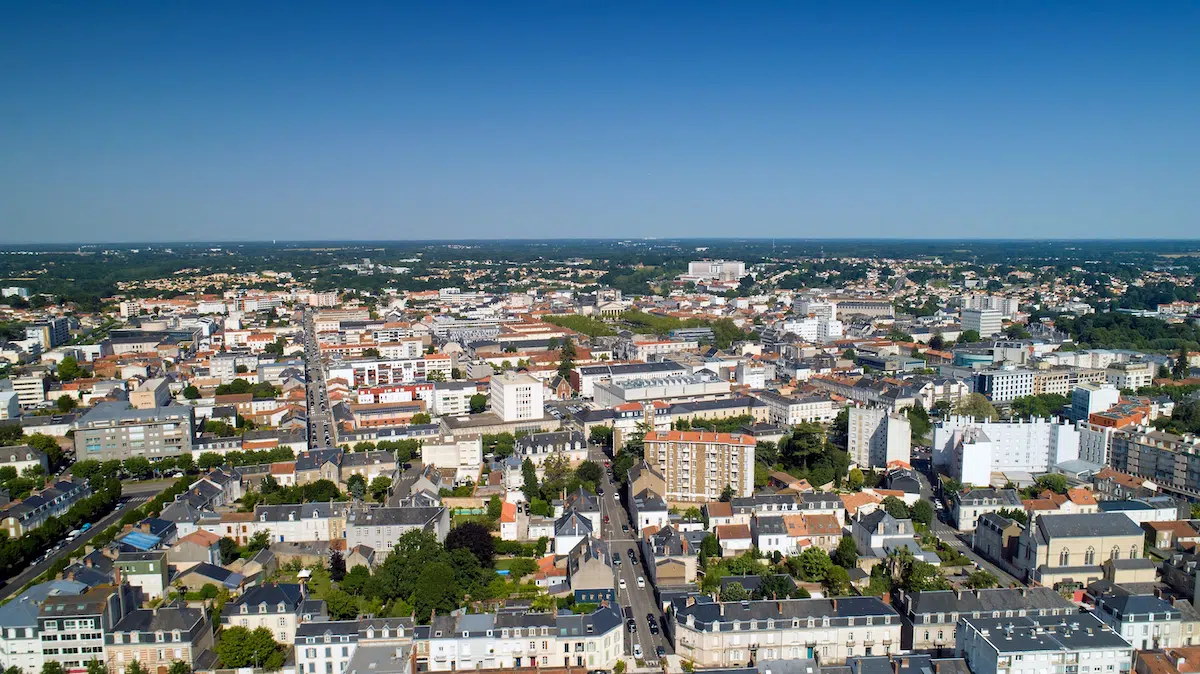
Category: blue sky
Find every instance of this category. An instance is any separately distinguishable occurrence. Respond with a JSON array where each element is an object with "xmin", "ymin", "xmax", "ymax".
[{"xmin": 1, "ymin": 2, "xmax": 1197, "ymax": 242}]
